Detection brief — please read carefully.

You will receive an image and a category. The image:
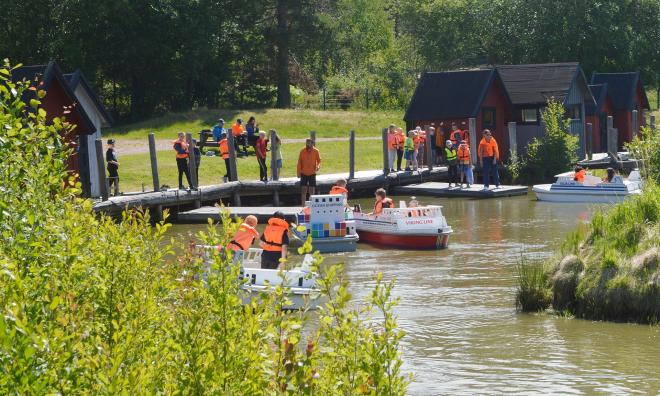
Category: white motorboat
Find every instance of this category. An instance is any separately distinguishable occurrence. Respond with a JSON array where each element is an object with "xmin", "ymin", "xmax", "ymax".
[
  {"xmin": 353, "ymin": 203, "xmax": 453, "ymax": 250},
  {"xmin": 532, "ymin": 170, "xmax": 643, "ymax": 203},
  {"xmin": 196, "ymin": 246, "xmax": 321, "ymax": 310}
]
